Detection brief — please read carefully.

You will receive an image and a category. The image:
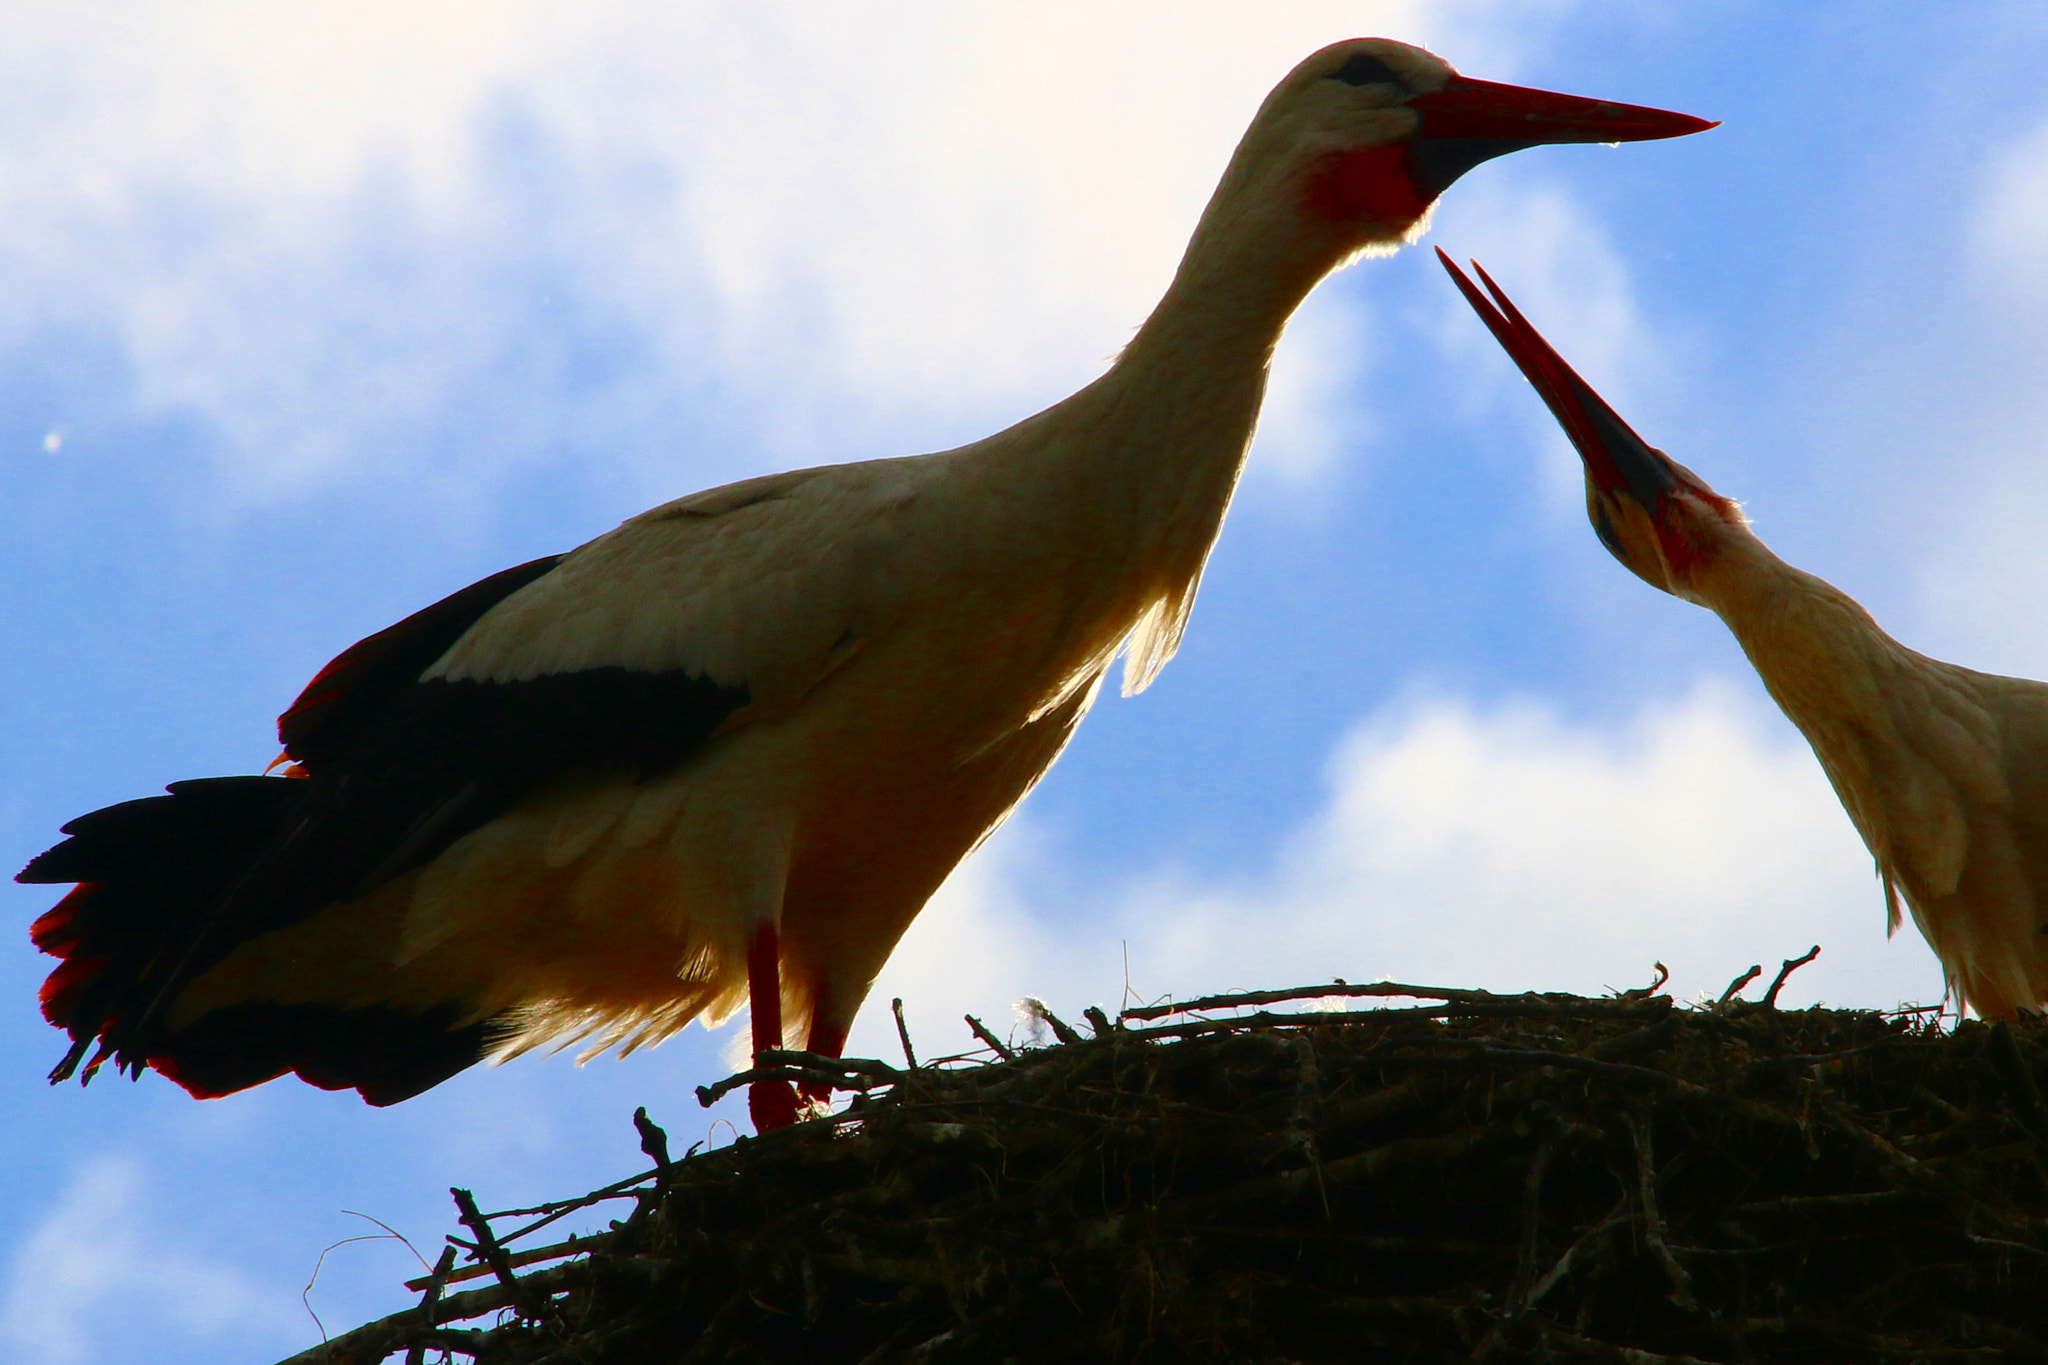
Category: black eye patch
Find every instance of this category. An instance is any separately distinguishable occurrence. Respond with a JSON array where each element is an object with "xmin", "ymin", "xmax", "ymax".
[{"xmin": 1328, "ymin": 54, "xmax": 1403, "ymax": 87}]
